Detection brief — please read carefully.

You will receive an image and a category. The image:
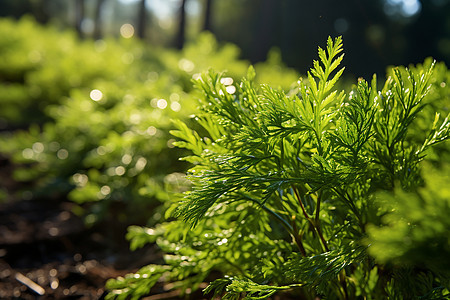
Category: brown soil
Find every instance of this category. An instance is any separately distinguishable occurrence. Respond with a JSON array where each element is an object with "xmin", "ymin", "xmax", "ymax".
[{"xmin": 0, "ymin": 198, "xmax": 163, "ymax": 299}]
